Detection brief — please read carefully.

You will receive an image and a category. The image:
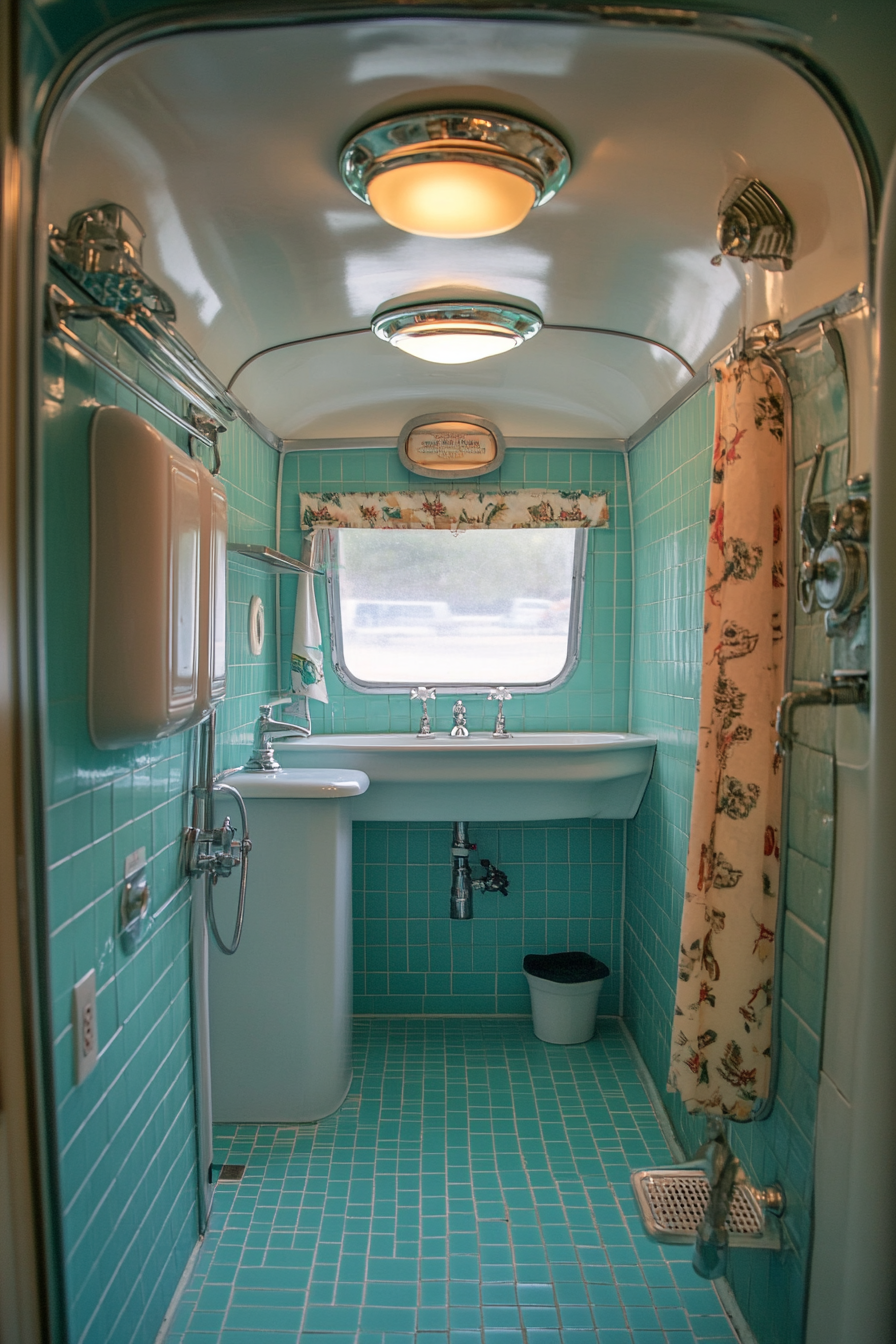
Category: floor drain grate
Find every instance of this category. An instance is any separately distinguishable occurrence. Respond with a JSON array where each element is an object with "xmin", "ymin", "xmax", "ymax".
[
  {"xmin": 631, "ymin": 1167, "xmax": 780, "ymax": 1248},
  {"xmin": 218, "ymin": 1164, "xmax": 245, "ymax": 1182}
]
